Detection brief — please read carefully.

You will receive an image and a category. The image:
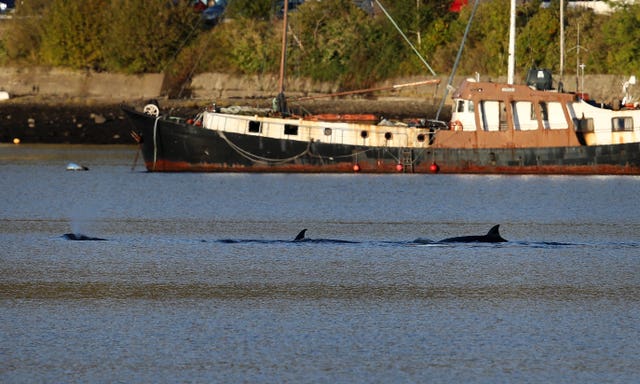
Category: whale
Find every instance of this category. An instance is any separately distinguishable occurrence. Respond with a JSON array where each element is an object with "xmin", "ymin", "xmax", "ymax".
[
  {"xmin": 292, "ymin": 229, "xmax": 358, "ymax": 244},
  {"xmin": 294, "ymin": 229, "xmax": 308, "ymax": 241},
  {"xmin": 62, "ymin": 233, "xmax": 106, "ymax": 241},
  {"xmin": 437, "ymin": 225, "xmax": 507, "ymax": 243}
]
